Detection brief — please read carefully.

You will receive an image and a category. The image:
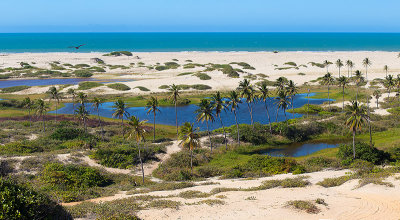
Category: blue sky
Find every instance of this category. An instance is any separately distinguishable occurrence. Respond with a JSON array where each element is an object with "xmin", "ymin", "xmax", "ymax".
[{"xmin": 1, "ymin": 0, "xmax": 400, "ymax": 32}]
